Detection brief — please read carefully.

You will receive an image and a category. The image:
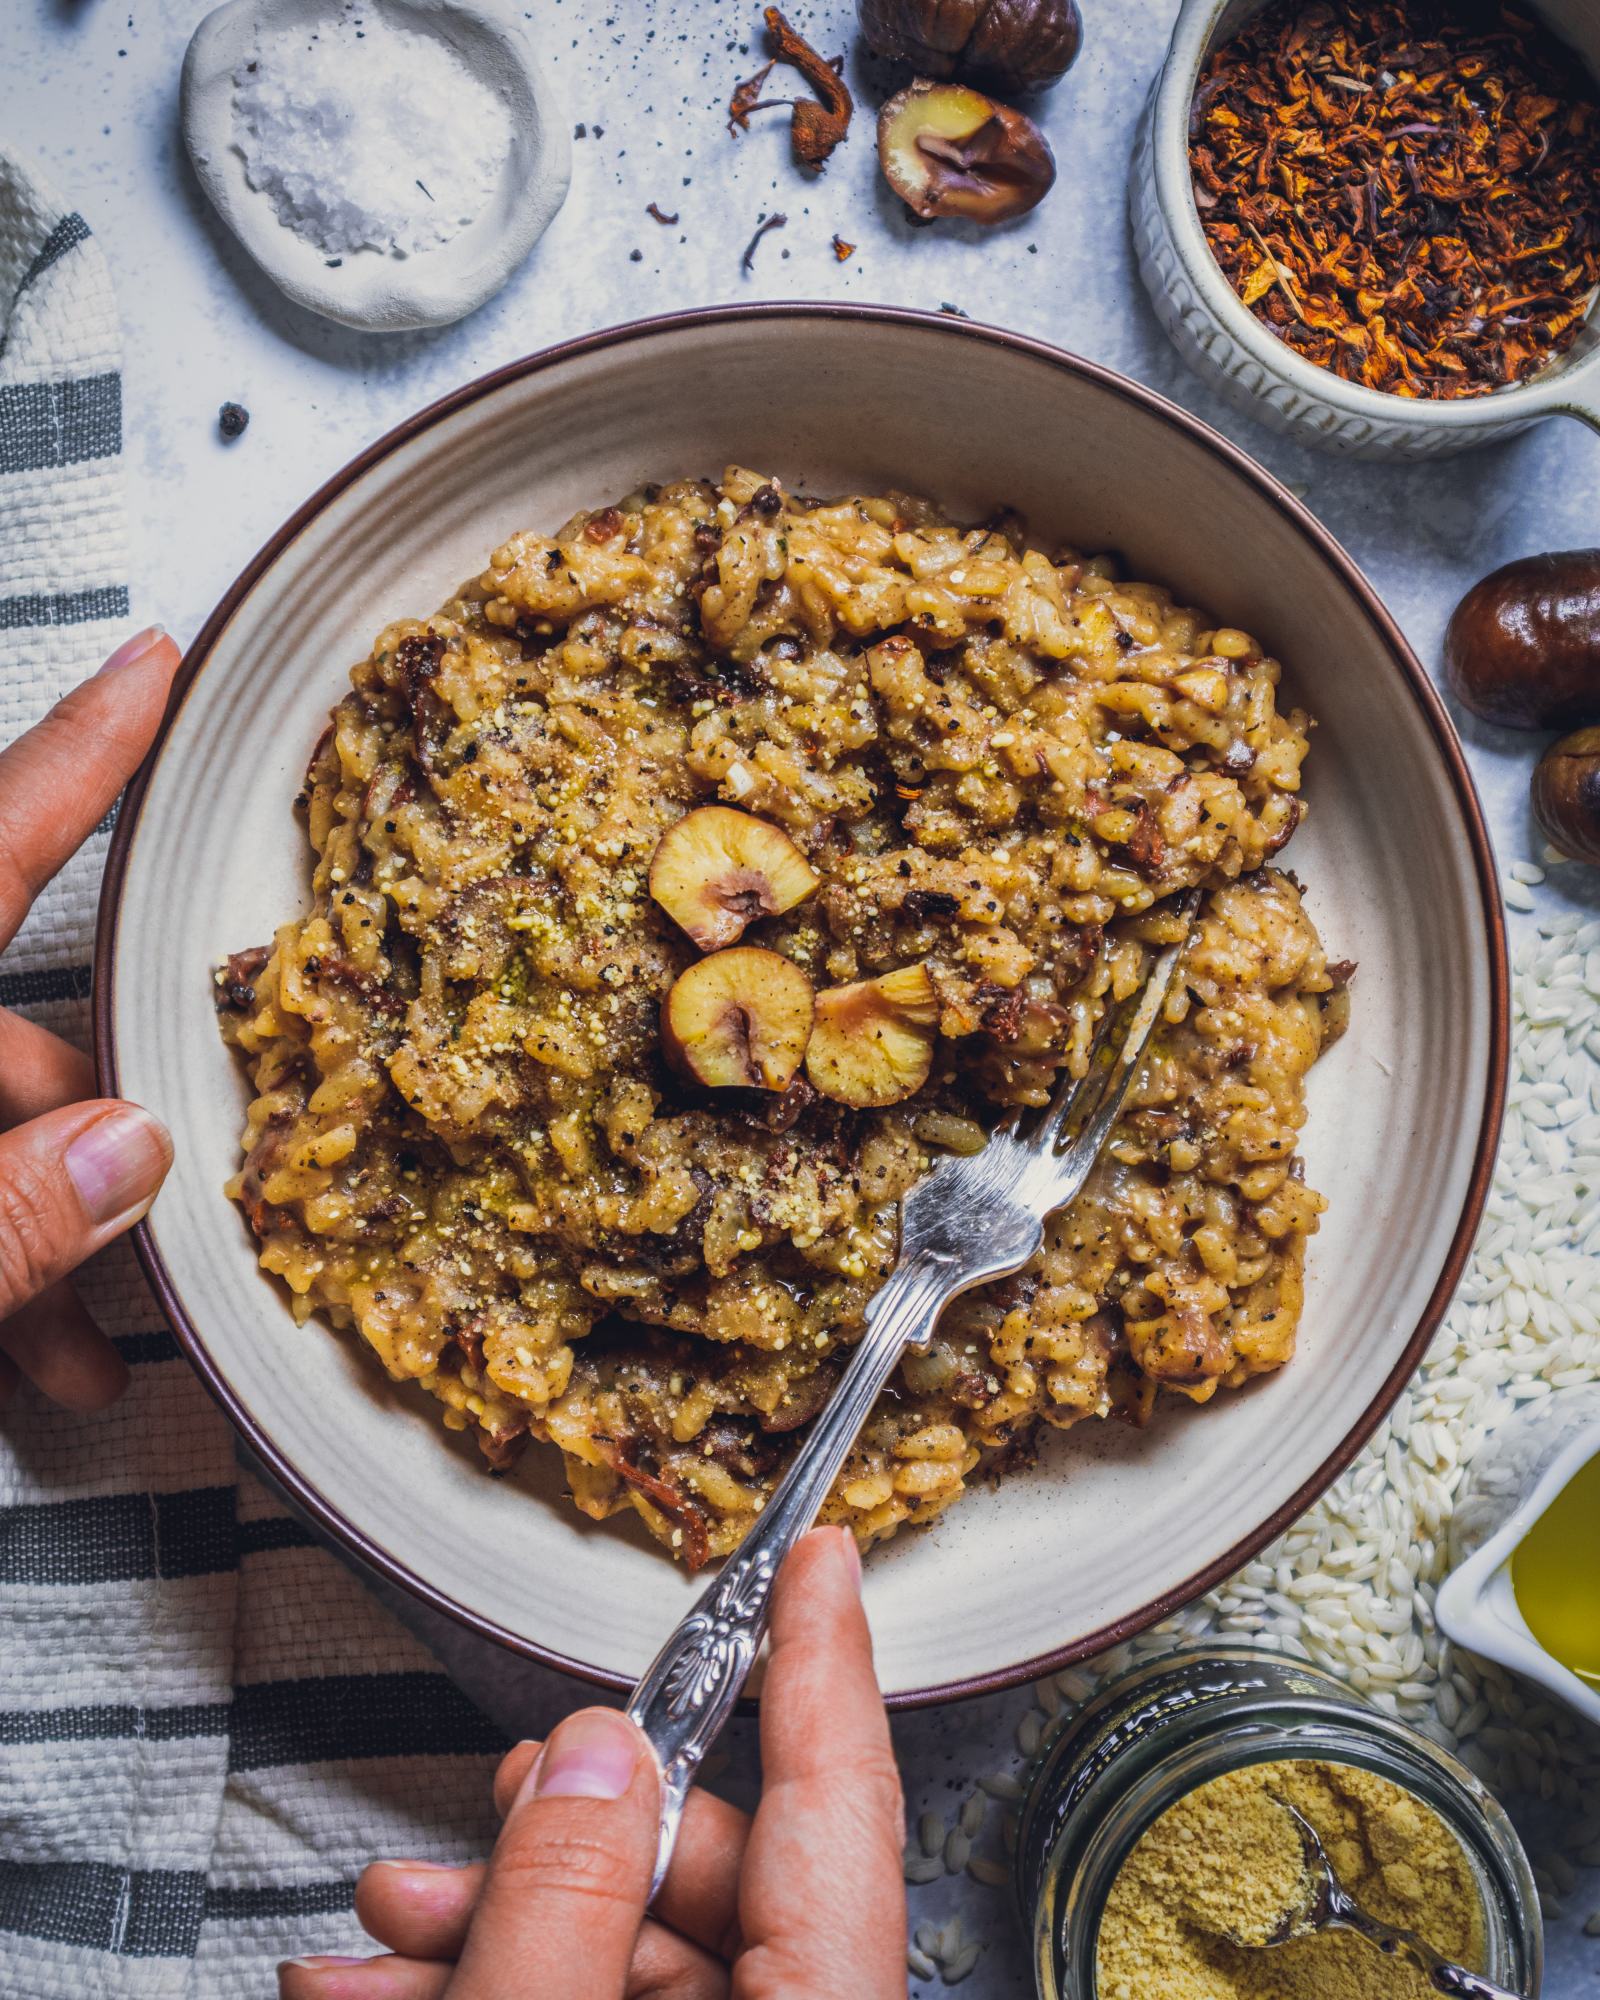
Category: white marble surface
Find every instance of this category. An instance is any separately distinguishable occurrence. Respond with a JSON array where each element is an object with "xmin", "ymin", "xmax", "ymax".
[{"xmin": 8, "ymin": 0, "xmax": 1600, "ymax": 1991}]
